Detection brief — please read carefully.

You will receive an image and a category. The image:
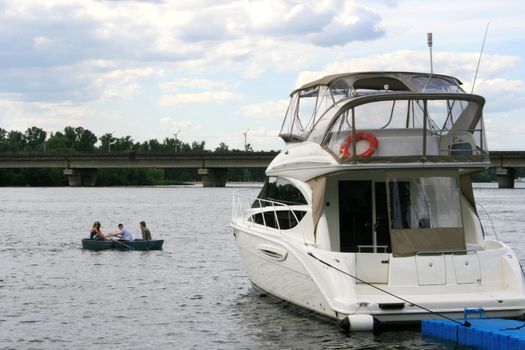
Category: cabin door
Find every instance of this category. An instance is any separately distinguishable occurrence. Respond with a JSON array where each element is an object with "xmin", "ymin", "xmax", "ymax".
[{"xmin": 339, "ymin": 181, "xmax": 391, "ymax": 284}]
